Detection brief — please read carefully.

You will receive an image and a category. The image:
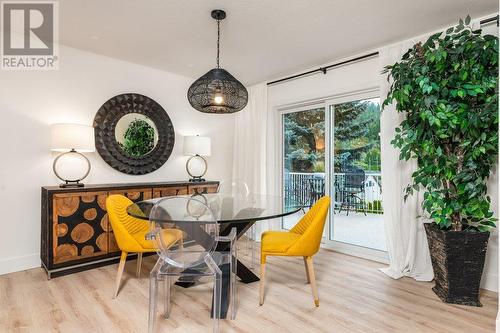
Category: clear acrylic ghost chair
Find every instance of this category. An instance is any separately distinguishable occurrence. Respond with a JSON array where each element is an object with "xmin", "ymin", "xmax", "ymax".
[
  {"xmin": 217, "ymin": 180, "xmax": 255, "ymax": 268},
  {"xmin": 148, "ymin": 196, "xmax": 237, "ymax": 333}
]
